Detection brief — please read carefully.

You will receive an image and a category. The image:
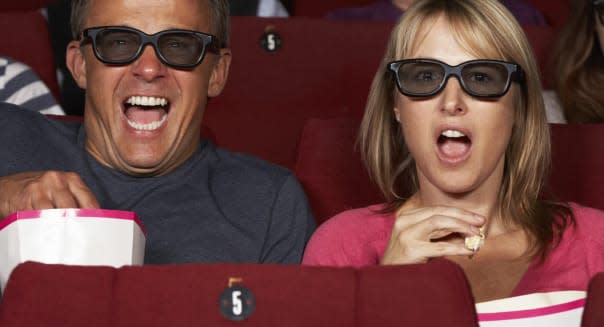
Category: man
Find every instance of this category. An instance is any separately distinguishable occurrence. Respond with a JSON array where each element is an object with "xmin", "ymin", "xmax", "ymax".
[
  {"xmin": 0, "ymin": 0, "xmax": 315, "ymax": 264},
  {"xmin": 45, "ymin": 0, "xmax": 289, "ymax": 115}
]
